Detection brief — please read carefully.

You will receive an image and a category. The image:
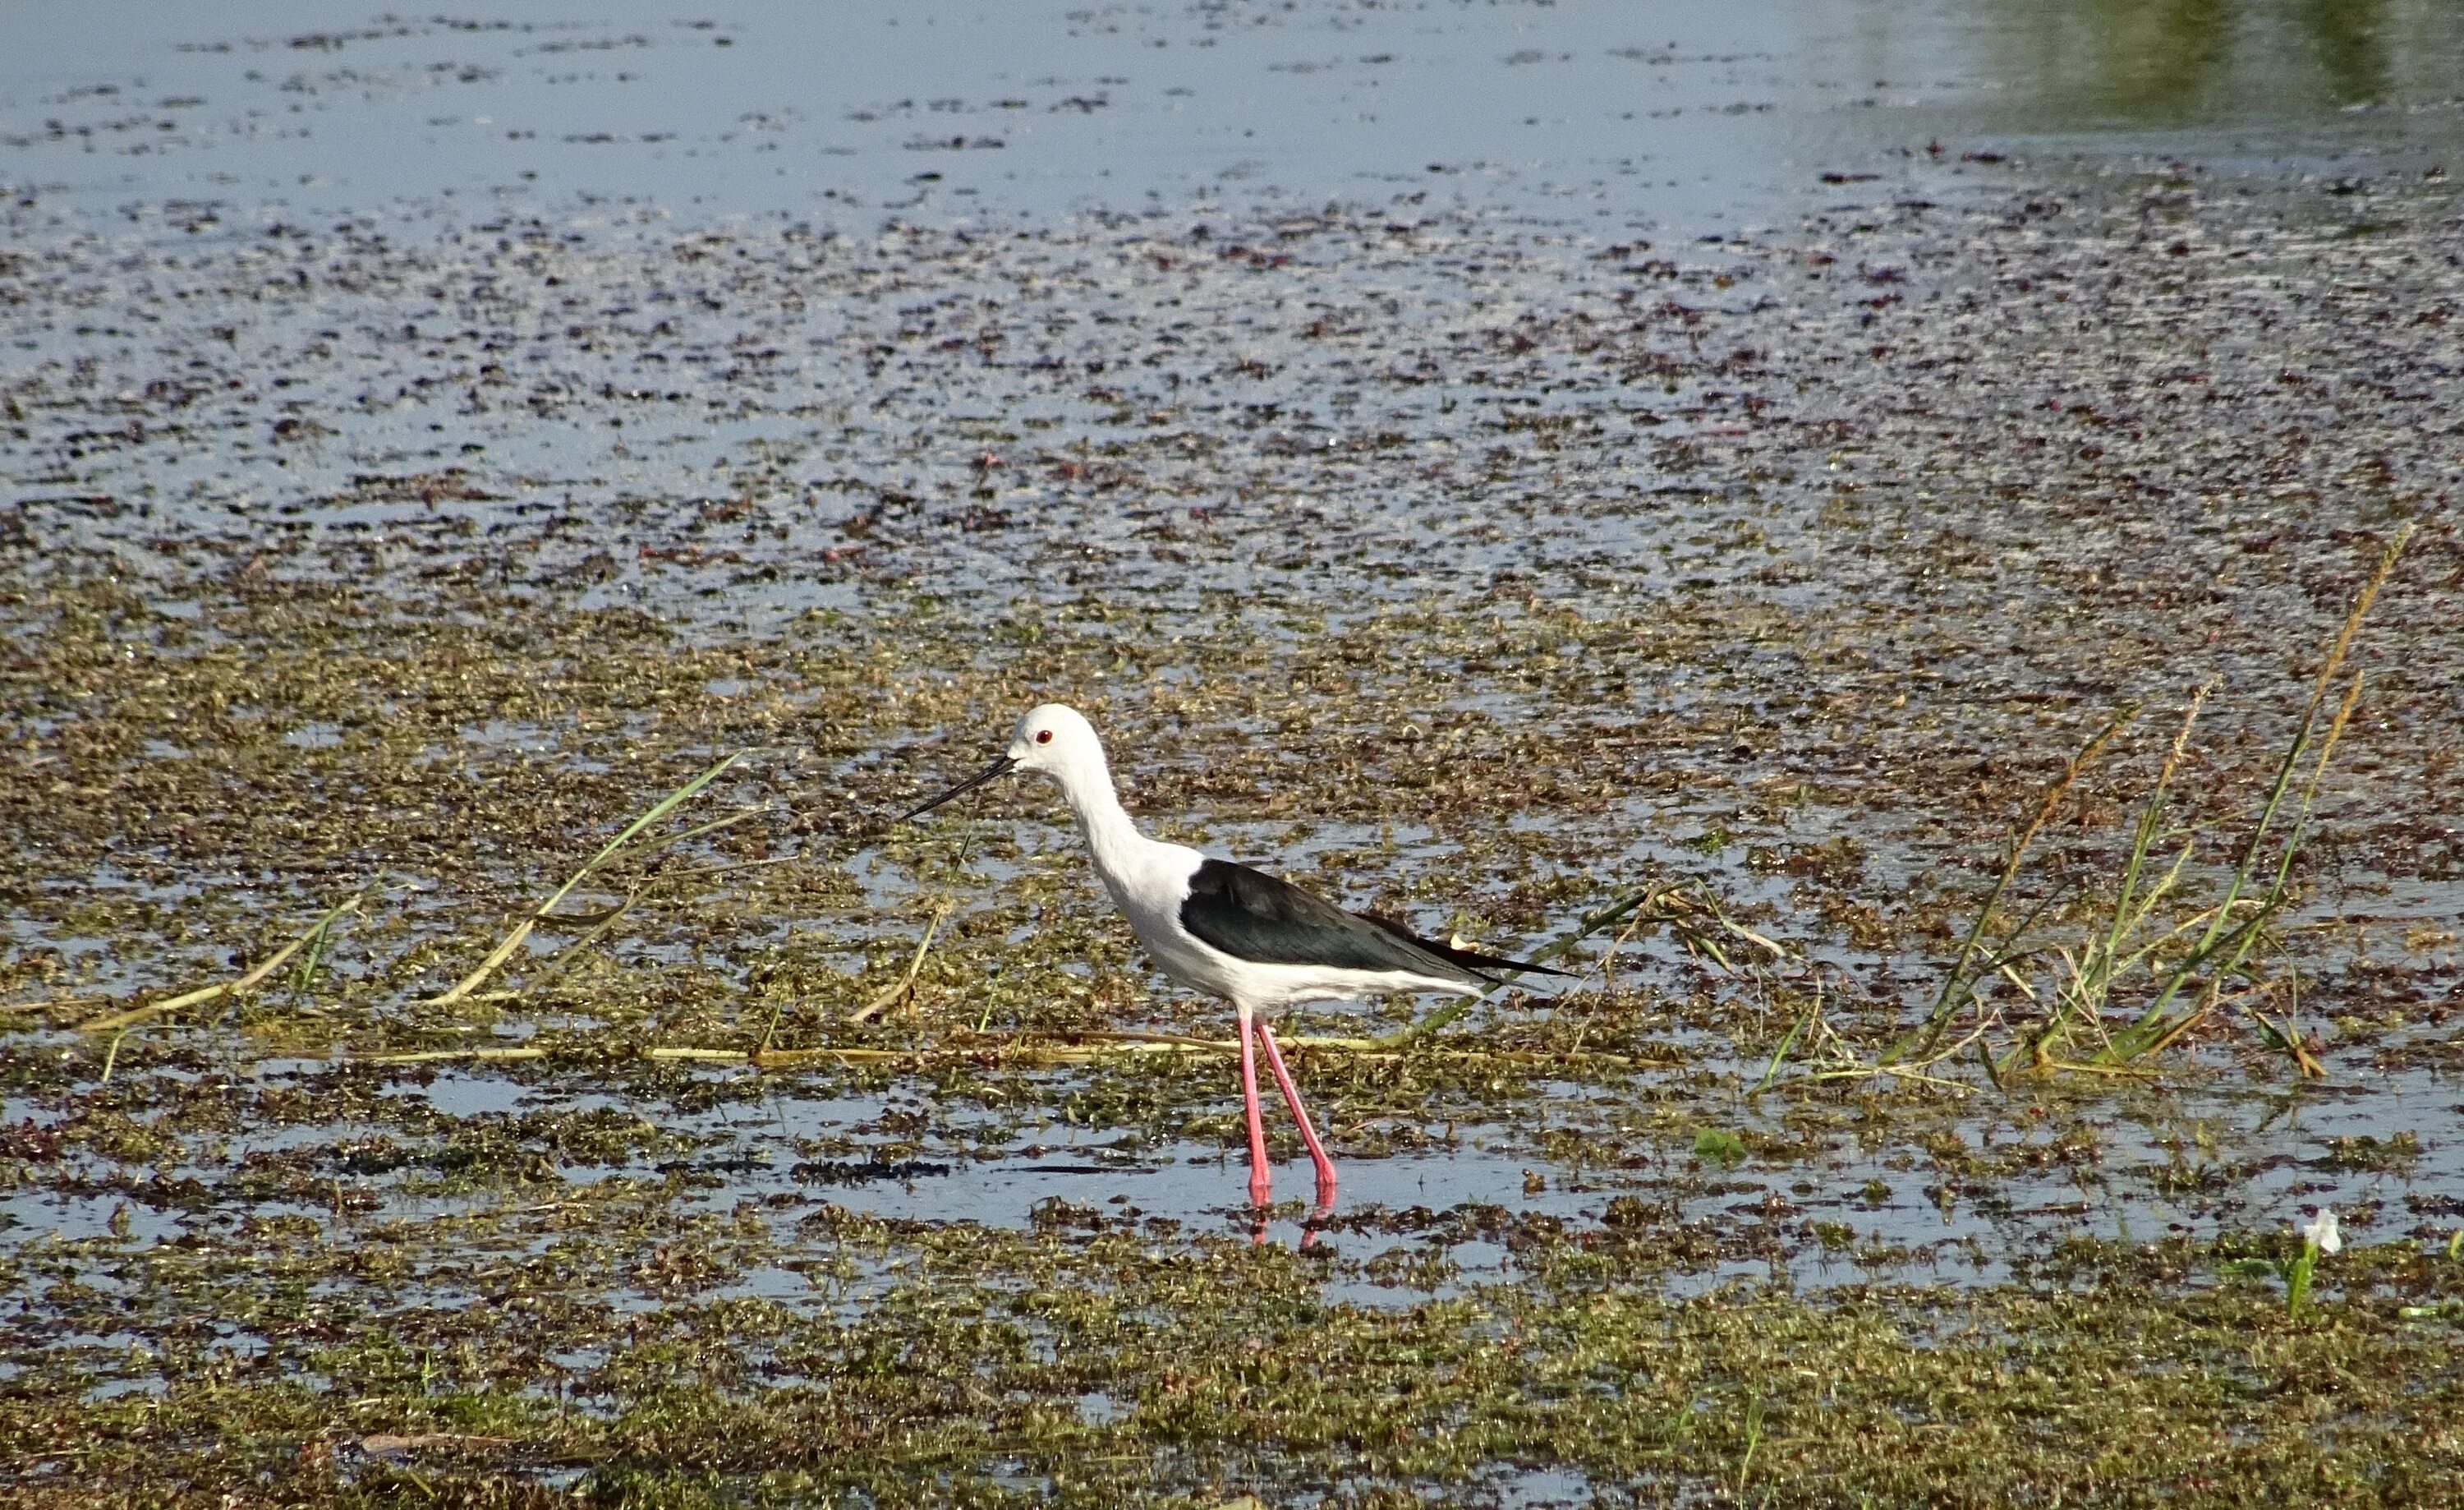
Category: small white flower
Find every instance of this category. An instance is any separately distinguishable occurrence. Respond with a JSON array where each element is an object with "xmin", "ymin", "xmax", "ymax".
[{"xmin": 2301, "ymin": 1207, "xmax": 2342, "ymax": 1254}]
